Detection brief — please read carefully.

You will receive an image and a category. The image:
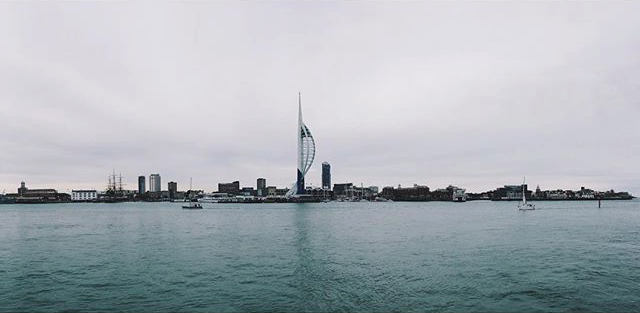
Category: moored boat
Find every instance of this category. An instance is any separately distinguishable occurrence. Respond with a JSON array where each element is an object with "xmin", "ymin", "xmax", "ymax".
[{"xmin": 182, "ymin": 202, "xmax": 203, "ymax": 210}]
